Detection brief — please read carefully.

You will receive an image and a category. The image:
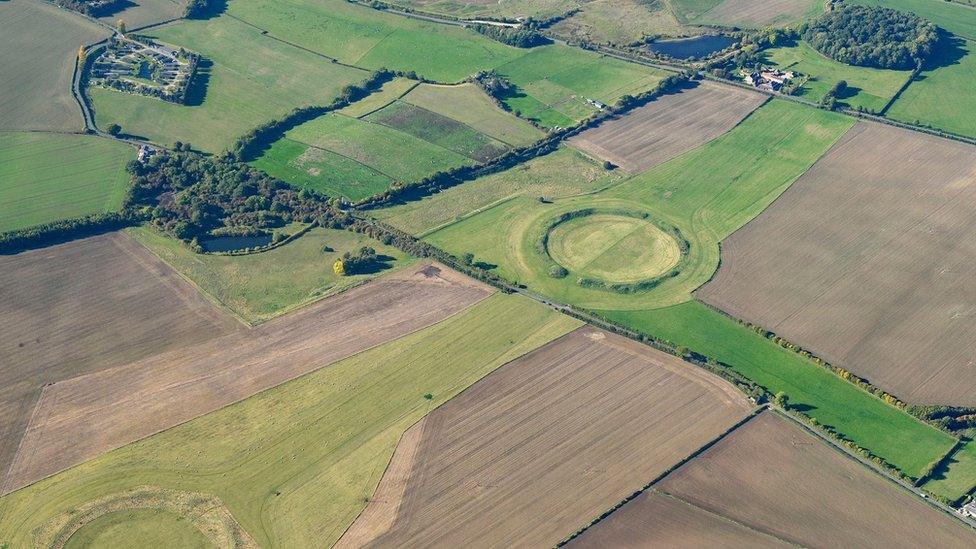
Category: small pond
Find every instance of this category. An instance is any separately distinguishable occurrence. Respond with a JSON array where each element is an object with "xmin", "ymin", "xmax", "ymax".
[
  {"xmin": 647, "ymin": 35, "xmax": 736, "ymax": 59},
  {"xmin": 199, "ymin": 233, "xmax": 273, "ymax": 253}
]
